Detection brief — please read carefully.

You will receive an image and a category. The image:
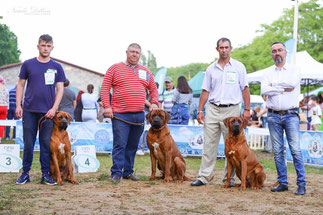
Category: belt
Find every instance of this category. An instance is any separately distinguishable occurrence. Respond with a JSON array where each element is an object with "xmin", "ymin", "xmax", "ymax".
[
  {"xmin": 268, "ymin": 108, "xmax": 298, "ymax": 115},
  {"xmin": 211, "ymin": 103, "xmax": 235, "ymax": 108},
  {"xmin": 83, "ymin": 108, "xmax": 96, "ymax": 110}
]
